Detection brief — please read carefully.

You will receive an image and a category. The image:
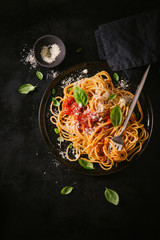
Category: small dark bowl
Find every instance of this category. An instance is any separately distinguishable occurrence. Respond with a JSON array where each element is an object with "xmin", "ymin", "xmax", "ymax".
[{"xmin": 33, "ymin": 35, "xmax": 66, "ymax": 68}]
